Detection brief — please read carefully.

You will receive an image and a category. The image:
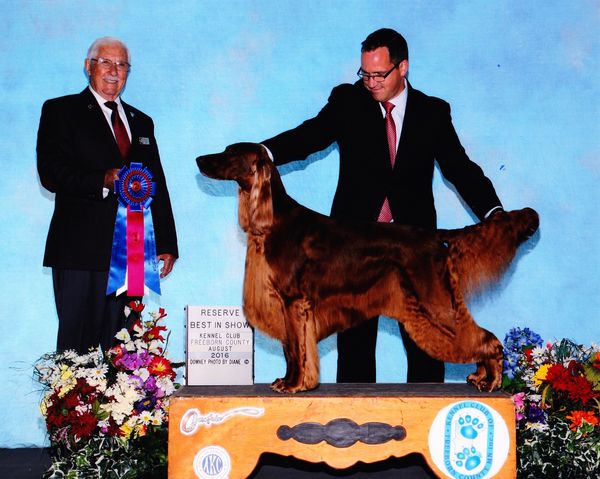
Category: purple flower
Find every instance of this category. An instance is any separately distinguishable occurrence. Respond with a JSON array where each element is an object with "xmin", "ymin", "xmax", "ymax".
[
  {"xmin": 144, "ymin": 376, "xmax": 157, "ymax": 392},
  {"xmin": 138, "ymin": 351, "xmax": 153, "ymax": 367},
  {"xmin": 526, "ymin": 404, "xmax": 546, "ymax": 424},
  {"xmin": 134, "ymin": 396, "xmax": 156, "ymax": 412},
  {"xmin": 129, "ymin": 375, "xmax": 145, "ymax": 389},
  {"xmin": 115, "ymin": 353, "xmax": 145, "ymax": 371}
]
